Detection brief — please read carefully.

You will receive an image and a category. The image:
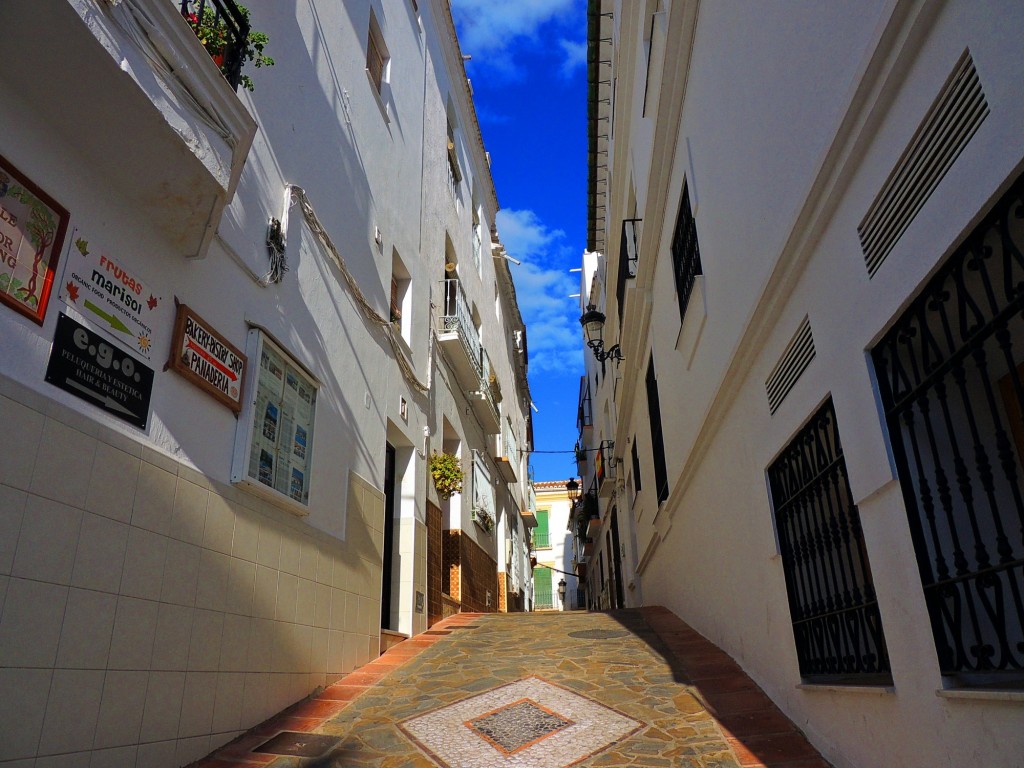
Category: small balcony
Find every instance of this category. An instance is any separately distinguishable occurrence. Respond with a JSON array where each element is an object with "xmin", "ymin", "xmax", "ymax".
[
  {"xmin": 596, "ymin": 440, "xmax": 616, "ymax": 497},
  {"xmin": 616, "ymin": 218, "xmax": 641, "ymax": 324},
  {"xmin": 494, "ymin": 456, "xmax": 517, "ymax": 483},
  {"xmin": 576, "ymin": 377, "xmax": 593, "ymax": 435},
  {"xmin": 2, "ymin": 0, "xmax": 257, "ymax": 259},
  {"xmin": 437, "ymin": 279, "xmax": 484, "ymax": 391},
  {"xmin": 521, "ymin": 482, "xmax": 538, "ymax": 528}
]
